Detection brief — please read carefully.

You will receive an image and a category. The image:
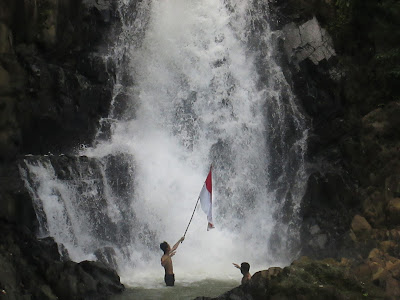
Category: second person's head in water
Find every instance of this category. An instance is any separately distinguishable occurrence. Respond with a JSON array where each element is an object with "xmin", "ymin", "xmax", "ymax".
[
  {"xmin": 233, "ymin": 262, "xmax": 251, "ymax": 284},
  {"xmin": 240, "ymin": 262, "xmax": 250, "ymax": 275}
]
